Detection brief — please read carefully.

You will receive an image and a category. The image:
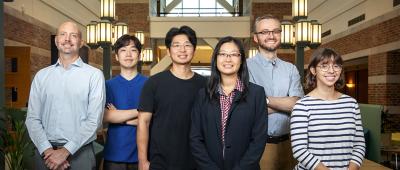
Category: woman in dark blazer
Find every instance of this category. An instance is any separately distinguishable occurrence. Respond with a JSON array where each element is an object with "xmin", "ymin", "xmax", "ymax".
[{"xmin": 190, "ymin": 36, "xmax": 267, "ymax": 170}]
